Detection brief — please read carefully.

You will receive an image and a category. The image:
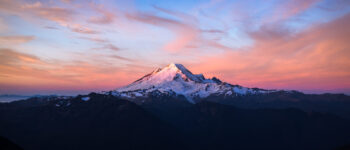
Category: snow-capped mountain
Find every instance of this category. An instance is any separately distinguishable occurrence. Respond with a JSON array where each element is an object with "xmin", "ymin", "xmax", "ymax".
[{"xmin": 110, "ymin": 63, "xmax": 275, "ymax": 103}]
